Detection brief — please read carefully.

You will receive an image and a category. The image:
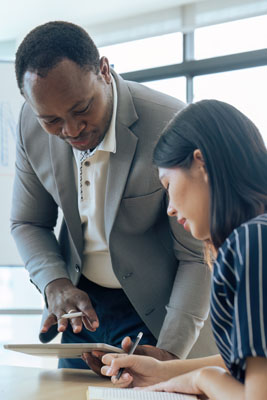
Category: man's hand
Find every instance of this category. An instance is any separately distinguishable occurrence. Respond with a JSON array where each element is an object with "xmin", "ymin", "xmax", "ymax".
[
  {"xmin": 81, "ymin": 335, "xmax": 177, "ymax": 377},
  {"xmin": 40, "ymin": 278, "xmax": 99, "ymax": 334},
  {"xmin": 121, "ymin": 336, "xmax": 178, "ymax": 361}
]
